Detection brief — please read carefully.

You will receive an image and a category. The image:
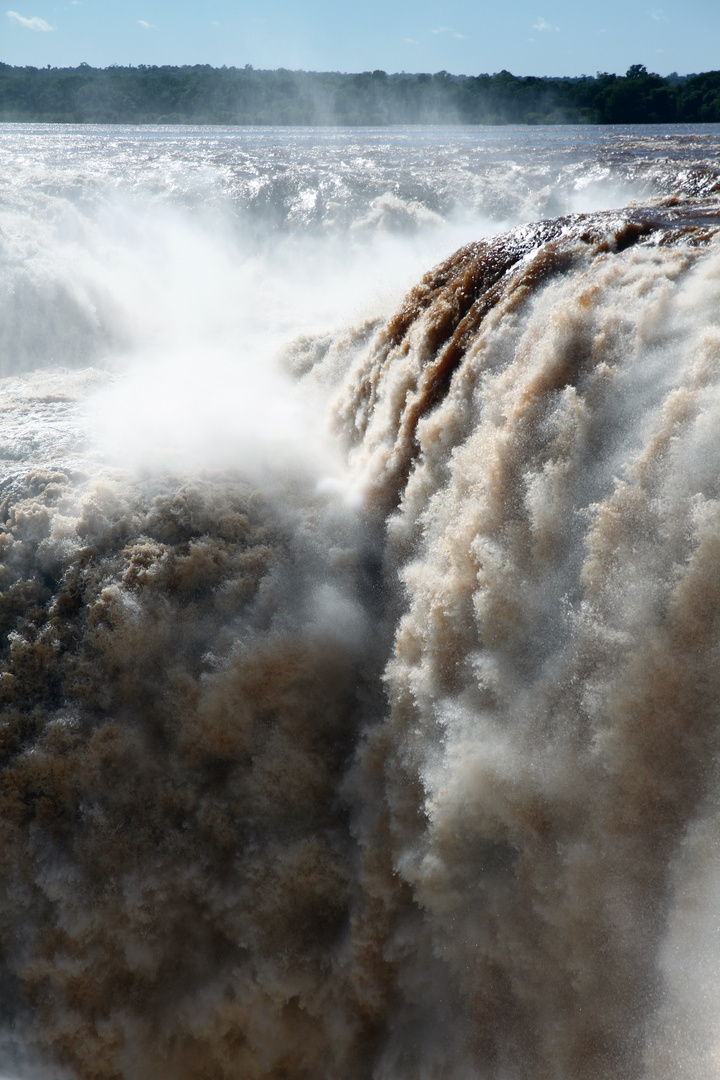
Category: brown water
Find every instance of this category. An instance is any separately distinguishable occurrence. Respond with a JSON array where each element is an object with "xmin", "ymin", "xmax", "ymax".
[{"xmin": 2, "ymin": 126, "xmax": 720, "ymax": 1079}]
